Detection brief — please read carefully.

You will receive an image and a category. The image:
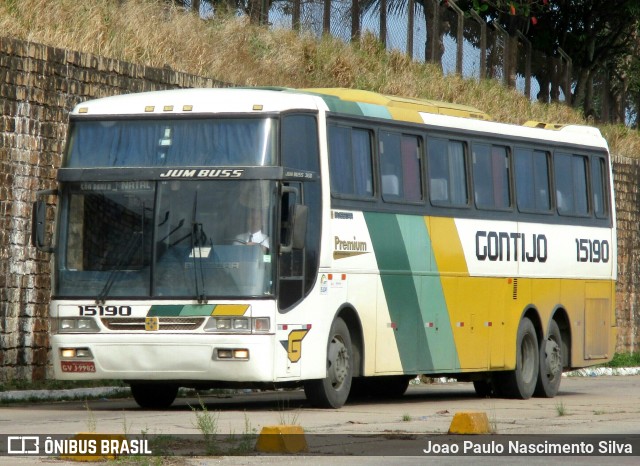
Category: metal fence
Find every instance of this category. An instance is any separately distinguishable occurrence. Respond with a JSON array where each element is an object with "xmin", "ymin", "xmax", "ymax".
[{"xmin": 263, "ymin": 0, "xmax": 576, "ymax": 108}]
